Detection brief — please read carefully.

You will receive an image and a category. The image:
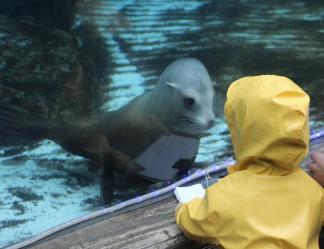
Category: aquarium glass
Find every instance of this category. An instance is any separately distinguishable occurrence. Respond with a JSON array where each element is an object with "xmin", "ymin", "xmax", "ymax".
[{"xmin": 0, "ymin": 0, "xmax": 324, "ymax": 247}]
